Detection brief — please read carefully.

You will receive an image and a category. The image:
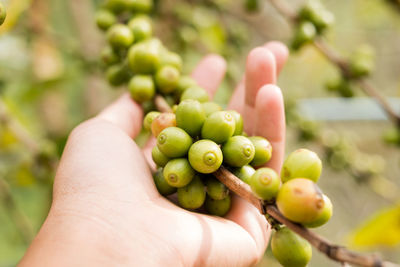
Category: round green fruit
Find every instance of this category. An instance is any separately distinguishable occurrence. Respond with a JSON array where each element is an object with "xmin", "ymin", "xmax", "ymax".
[
  {"xmin": 181, "ymin": 86, "xmax": 209, "ymax": 103},
  {"xmin": 176, "ymin": 99, "xmax": 206, "ymax": 137},
  {"xmin": 153, "ymin": 168, "xmax": 176, "ymax": 196},
  {"xmin": 163, "ymin": 158, "xmax": 195, "ymax": 187},
  {"xmin": 155, "ymin": 65, "xmax": 180, "ymax": 94},
  {"xmin": 228, "ymin": 110, "xmax": 243, "ymax": 135},
  {"xmin": 151, "ymin": 146, "xmax": 170, "ymax": 167},
  {"xmin": 128, "ymin": 39, "xmax": 162, "ymax": 74},
  {"xmin": 188, "ymin": 140, "xmax": 223, "ymax": 174},
  {"xmin": 129, "ymin": 75, "xmax": 155, "ymax": 103},
  {"xmin": 205, "ymin": 195, "xmax": 231, "ymax": 217},
  {"xmin": 107, "ymin": 24, "xmax": 134, "ymax": 49},
  {"xmin": 276, "ymin": 178, "xmax": 325, "ymax": 224},
  {"xmin": 303, "ymin": 194, "xmax": 332, "ymax": 228},
  {"xmin": 95, "ymin": 9, "xmax": 116, "ymax": 31},
  {"xmin": 157, "ymin": 127, "xmax": 192, "ymax": 158},
  {"xmin": 178, "ymin": 175, "xmax": 206, "ymax": 209},
  {"xmin": 250, "ymin": 168, "xmax": 280, "ymax": 201},
  {"xmin": 231, "ymin": 165, "xmax": 256, "ymax": 184},
  {"xmin": 103, "ymin": 0, "xmax": 128, "ymax": 13},
  {"xmin": 101, "ymin": 46, "xmax": 119, "ymax": 65},
  {"xmin": 128, "ymin": 15, "xmax": 152, "ymax": 42},
  {"xmin": 151, "ymin": 113, "xmax": 176, "ymax": 137},
  {"xmin": 249, "ymin": 136, "xmax": 272, "ymax": 167},
  {"xmin": 281, "ymin": 148, "xmax": 322, "ymax": 183},
  {"xmin": 222, "ymin": 136, "xmax": 255, "ymax": 167},
  {"xmin": 127, "ymin": 0, "xmax": 153, "ymax": 13},
  {"xmin": 201, "ymin": 111, "xmax": 236, "ymax": 144},
  {"xmin": 205, "ymin": 177, "xmax": 229, "ymax": 200},
  {"xmin": 160, "ymin": 50, "xmax": 183, "ymax": 71},
  {"xmin": 0, "ymin": 2, "xmax": 6, "ymax": 26},
  {"xmin": 143, "ymin": 111, "xmax": 160, "ymax": 131},
  {"xmin": 291, "ymin": 21, "xmax": 316, "ymax": 50},
  {"xmin": 271, "ymin": 227, "xmax": 312, "ymax": 267},
  {"xmin": 202, "ymin": 102, "xmax": 222, "ymax": 117},
  {"xmin": 176, "ymin": 76, "xmax": 197, "ymax": 98},
  {"xmin": 106, "ymin": 64, "xmax": 131, "ymax": 86}
]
